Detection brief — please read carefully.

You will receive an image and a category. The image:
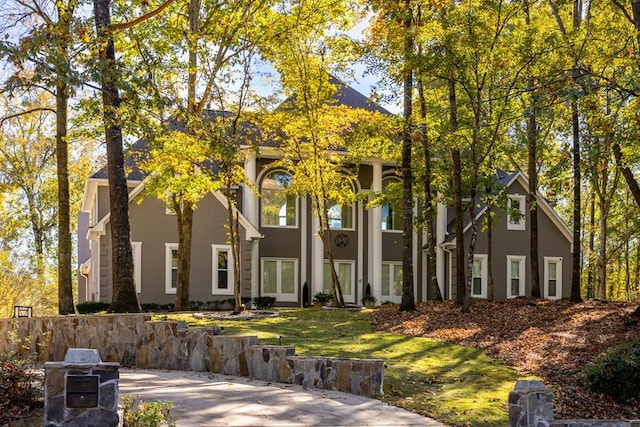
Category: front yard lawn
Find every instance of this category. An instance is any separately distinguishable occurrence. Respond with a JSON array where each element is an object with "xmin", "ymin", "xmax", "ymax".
[{"xmin": 160, "ymin": 308, "xmax": 521, "ymax": 427}]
